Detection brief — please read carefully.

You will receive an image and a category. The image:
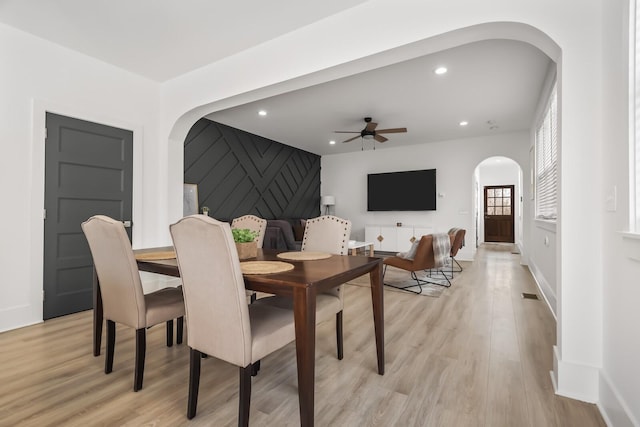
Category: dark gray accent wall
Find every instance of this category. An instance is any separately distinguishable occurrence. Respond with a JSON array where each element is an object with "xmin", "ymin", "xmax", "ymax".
[{"xmin": 184, "ymin": 118, "xmax": 321, "ymax": 221}]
